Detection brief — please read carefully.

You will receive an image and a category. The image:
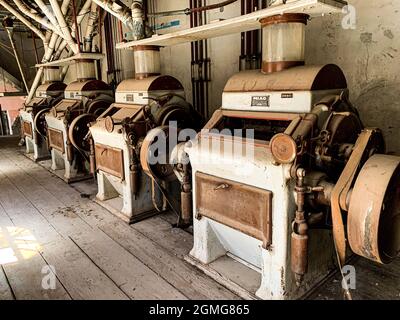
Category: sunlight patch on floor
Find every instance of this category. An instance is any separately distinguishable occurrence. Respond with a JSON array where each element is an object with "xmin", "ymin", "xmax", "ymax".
[{"xmin": 0, "ymin": 226, "xmax": 41, "ymax": 265}]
